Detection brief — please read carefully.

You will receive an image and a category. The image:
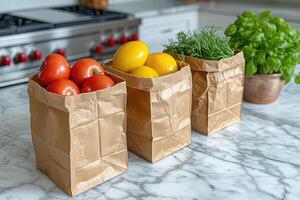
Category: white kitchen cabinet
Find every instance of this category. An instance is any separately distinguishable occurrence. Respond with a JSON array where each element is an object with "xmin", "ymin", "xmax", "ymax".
[
  {"xmin": 139, "ymin": 11, "xmax": 199, "ymax": 52},
  {"xmin": 290, "ymin": 22, "xmax": 300, "ymax": 30},
  {"xmin": 198, "ymin": 11, "xmax": 300, "ymax": 33}
]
